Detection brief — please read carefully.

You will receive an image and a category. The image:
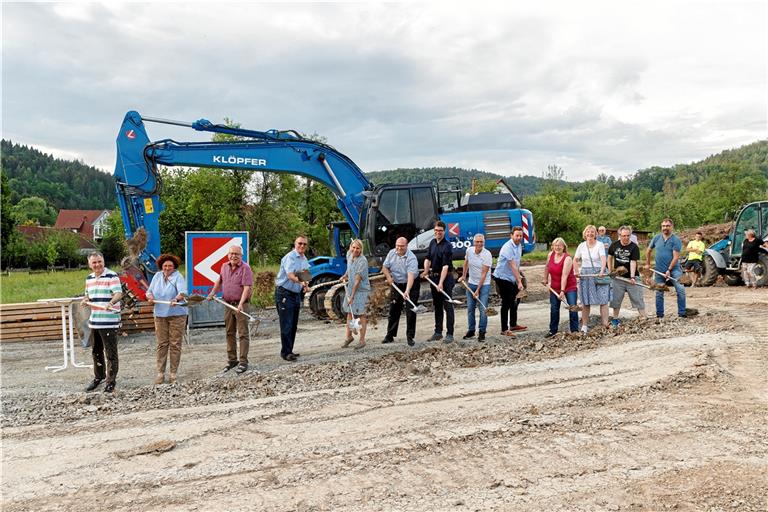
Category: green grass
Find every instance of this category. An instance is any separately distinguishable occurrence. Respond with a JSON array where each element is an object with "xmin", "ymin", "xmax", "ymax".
[
  {"xmin": 521, "ymin": 250, "xmax": 549, "ymax": 264},
  {"xmin": 0, "ymin": 262, "xmax": 283, "ymax": 305},
  {"xmin": 1, "ymin": 270, "xmax": 90, "ymax": 304}
]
